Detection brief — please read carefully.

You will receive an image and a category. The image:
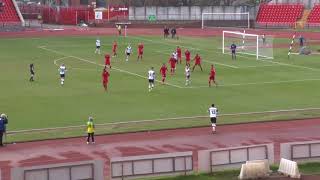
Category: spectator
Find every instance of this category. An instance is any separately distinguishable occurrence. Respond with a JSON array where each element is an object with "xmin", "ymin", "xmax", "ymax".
[
  {"xmin": 171, "ymin": 27, "xmax": 177, "ymax": 39},
  {"xmin": 163, "ymin": 26, "xmax": 169, "ymax": 38},
  {"xmin": 0, "ymin": 113, "xmax": 8, "ymax": 147},
  {"xmin": 299, "ymin": 35, "xmax": 305, "ymax": 47}
]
